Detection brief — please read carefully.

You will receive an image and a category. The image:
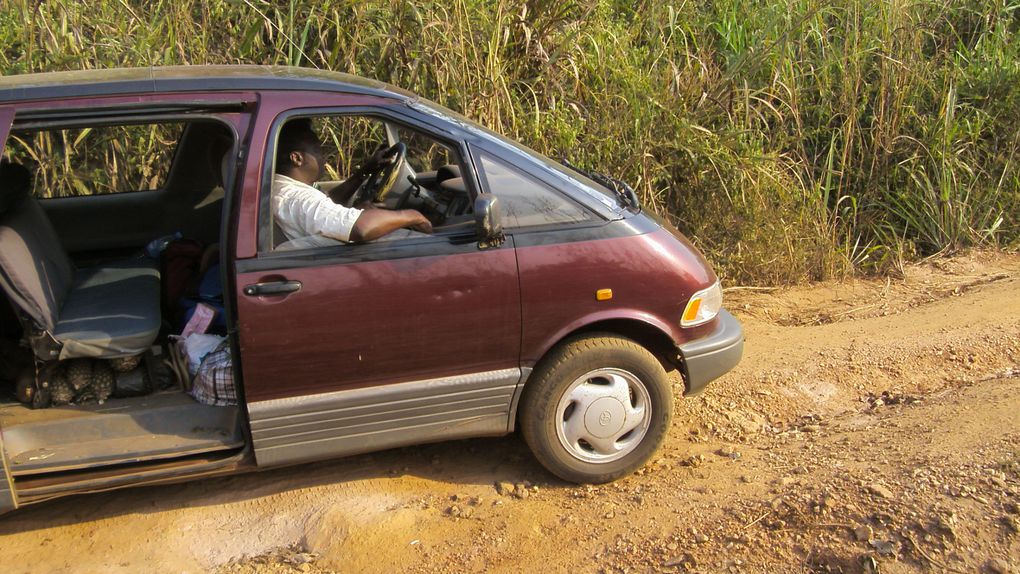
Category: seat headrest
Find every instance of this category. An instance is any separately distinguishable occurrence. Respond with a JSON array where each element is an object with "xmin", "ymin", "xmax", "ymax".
[
  {"xmin": 436, "ymin": 164, "xmax": 462, "ymax": 182},
  {"xmin": 0, "ymin": 161, "xmax": 32, "ymax": 216},
  {"xmin": 439, "ymin": 177, "xmax": 467, "ymax": 195}
]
